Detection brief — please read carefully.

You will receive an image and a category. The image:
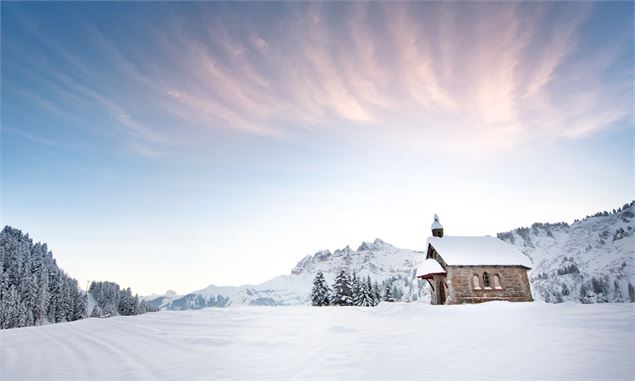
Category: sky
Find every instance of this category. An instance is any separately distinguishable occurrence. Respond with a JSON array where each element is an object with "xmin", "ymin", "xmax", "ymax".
[{"xmin": 1, "ymin": 2, "xmax": 633, "ymax": 295}]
